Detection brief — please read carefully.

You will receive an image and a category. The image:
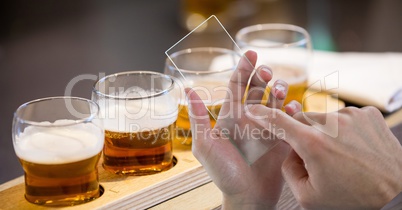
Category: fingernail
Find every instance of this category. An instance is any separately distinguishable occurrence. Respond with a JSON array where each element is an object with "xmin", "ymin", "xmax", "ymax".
[
  {"xmin": 255, "ymin": 66, "xmax": 272, "ymax": 83},
  {"xmin": 274, "ymin": 84, "xmax": 285, "ymax": 95},
  {"xmin": 260, "ymin": 66, "xmax": 272, "ymax": 75},
  {"xmin": 286, "ymin": 102, "xmax": 296, "ymax": 110}
]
